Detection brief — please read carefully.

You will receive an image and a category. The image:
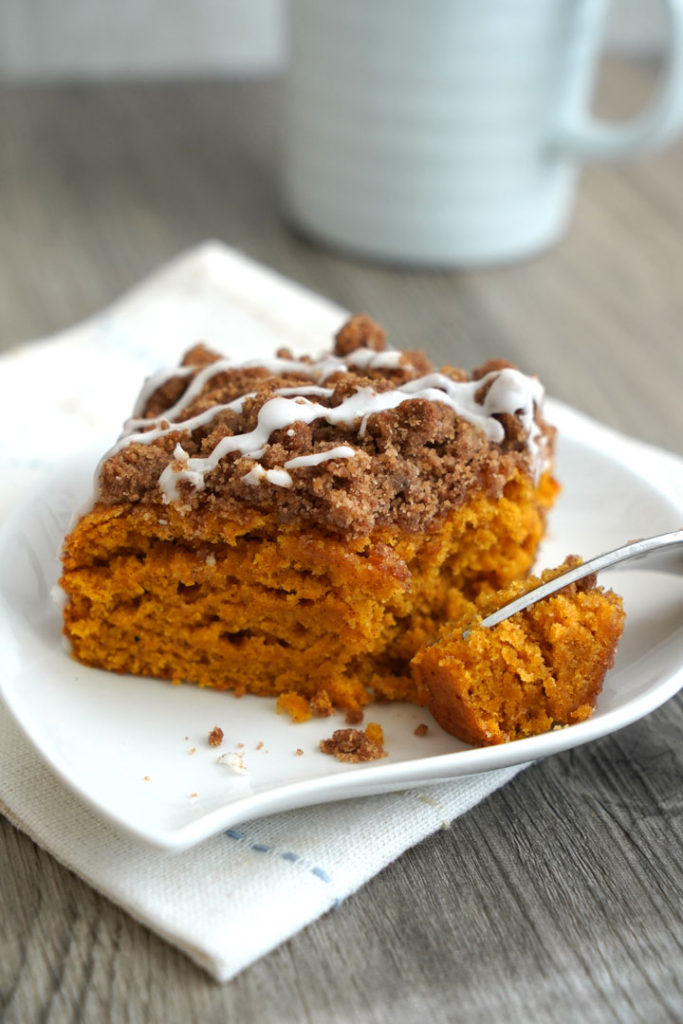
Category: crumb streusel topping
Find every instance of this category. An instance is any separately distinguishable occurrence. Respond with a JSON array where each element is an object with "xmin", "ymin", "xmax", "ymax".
[{"xmin": 96, "ymin": 315, "xmax": 554, "ymax": 537}]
